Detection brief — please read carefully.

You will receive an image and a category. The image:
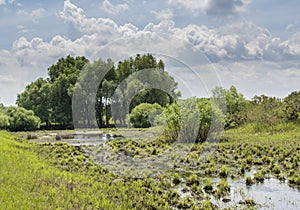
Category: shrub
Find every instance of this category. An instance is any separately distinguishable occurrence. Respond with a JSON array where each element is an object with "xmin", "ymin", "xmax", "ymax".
[
  {"xmin": 163, "ymin": 97, "xmax": 225, "ymax": 143},
  {"xmin": 4, "ymin": 106, "xmax": 40, "ymax": 131},
  {"xmin": 0, "ymin": 112, "xmax": 10, "ymax": 129},
  {"xmin": 129, "ymin": 103, "xmax": 163, "ymax": 128}
]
